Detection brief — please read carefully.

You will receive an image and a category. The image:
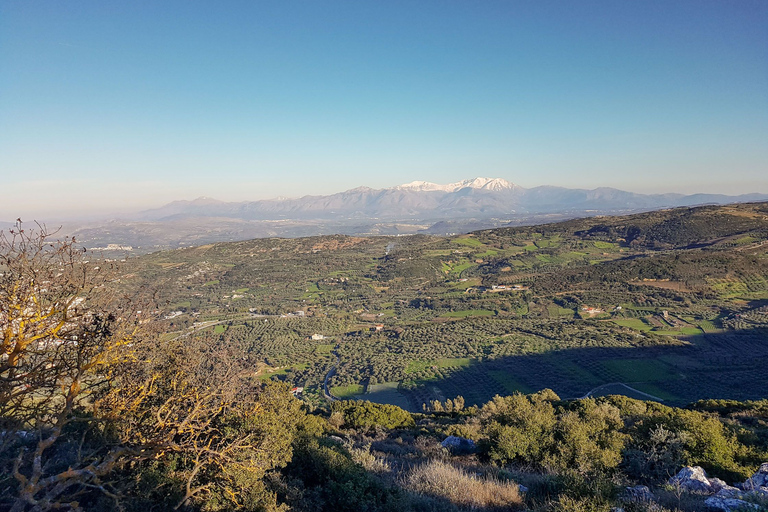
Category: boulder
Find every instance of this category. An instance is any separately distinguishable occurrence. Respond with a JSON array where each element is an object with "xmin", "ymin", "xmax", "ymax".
[
  {"xmin": 713, "ymin": 486, "xmax": 745, "ymax": 500},
  {"xmin": 709, "ymin": 478, "xmax": 732, "ymax": 493},
  {"xmin": 623, "ymin": 485, "xmax": 654, "ymax": 503},
  {"xmin": 440, "ymin": 435, "xmax": 476, "ymax": 453},
  {"xmin": 741, "ymin": 463, "xmax": 768, "ymax": 491},
  {"xmin": 704, "ymin": 496, "xmax": 759, "ymax": 511},
  {"xmin": 669, "ymin": 466, "xmax": 717, "ymax": 494}
]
